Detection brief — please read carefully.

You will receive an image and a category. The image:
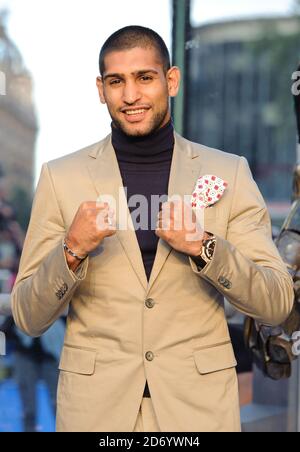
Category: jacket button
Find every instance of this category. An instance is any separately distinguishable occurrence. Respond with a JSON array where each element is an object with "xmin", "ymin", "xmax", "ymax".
[
  {"xmin": 224, "ymin": 280, "xmax": 232, "ymax": 289},
  {"xmin": 145, "ymin": 298, "xmax": 155, "ymax": 309},
  {"xmin": 218, "ymin": 276, "xmax": 226, "ymax": 285},
  {"xmin": 55, "ymin": 290, "xmax": 63, "ymax": 300},
  {"xmin": 62, "ymin": 283, "xmax": 68, "ymax": 292},
  {"xmin": 145, "ymin": 351, "xmax": 154, "ymax": 361}
]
